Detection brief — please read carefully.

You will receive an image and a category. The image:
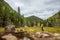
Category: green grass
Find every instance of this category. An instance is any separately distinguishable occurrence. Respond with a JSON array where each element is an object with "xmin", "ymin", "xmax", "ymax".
[
  {"xmin": 16, "ymin": 27, "xmax": 42, "ymax": 33},
  {"xmin": 0, "ymin": 27, "xmax": 5, "ymax": 32},
  {"xmin": 44, "ymin": 27, "xmax": 60, "ymax": 33},
  {"xmin": 0, "ymin": 26, "xmax": 60, "ymax": 33}
]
